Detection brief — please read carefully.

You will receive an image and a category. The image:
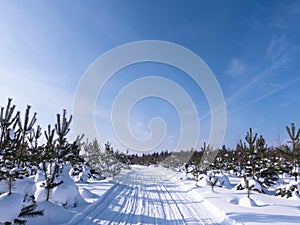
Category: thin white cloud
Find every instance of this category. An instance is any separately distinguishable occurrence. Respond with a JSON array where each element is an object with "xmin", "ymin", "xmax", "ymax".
[
  {"xmin": 227, "ymin": 39, "xmax": 300, "ymax": 107},
  {"xmin": 226, "ymin": 58, "xmax": 246, "ymax": 77},
  {"xmin": 265, "ymin": 34, "xmax": 289, "ymax": 62},
  {"xmin": 244, "ymin": 78, "xmax": 300, "ymax": 108}
]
